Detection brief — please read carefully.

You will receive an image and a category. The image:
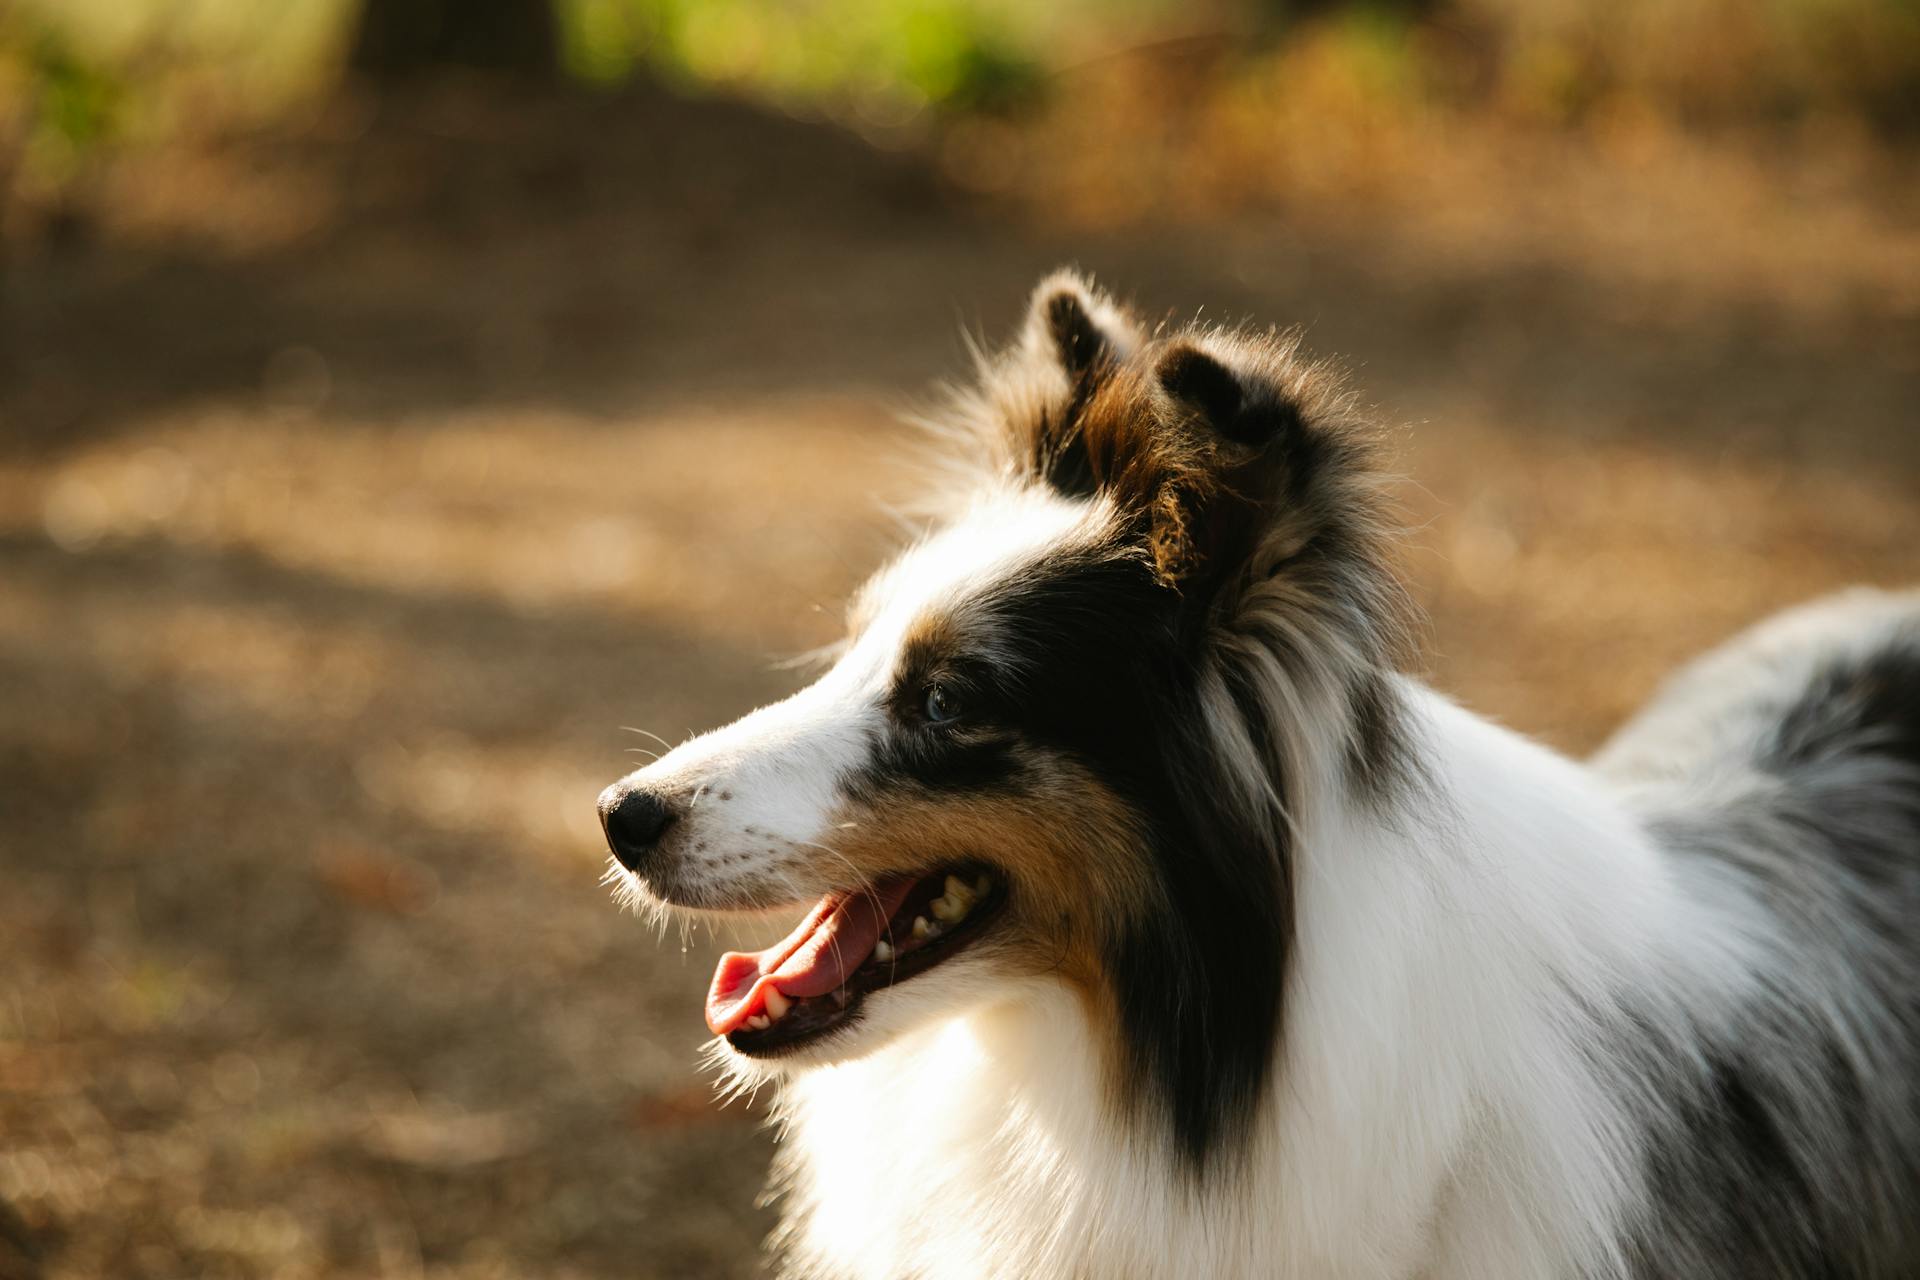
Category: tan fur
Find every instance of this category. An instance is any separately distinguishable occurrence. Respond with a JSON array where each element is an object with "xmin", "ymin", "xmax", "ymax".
[{"xmin": 821, "ymin": 751, "xmax": 1147, "ymax": 1001}]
